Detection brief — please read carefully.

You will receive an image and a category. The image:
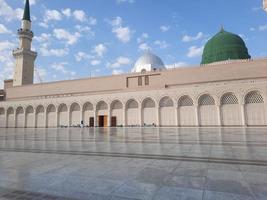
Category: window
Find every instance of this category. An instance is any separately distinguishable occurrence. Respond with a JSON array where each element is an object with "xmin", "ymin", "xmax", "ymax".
[
  {"xmin": 145, "ymin": 76, "xmax": 149, "ymax": 85},
  {"xmin": 138, "ymin": 77, "xmax": 142, "ymax": 86}
]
